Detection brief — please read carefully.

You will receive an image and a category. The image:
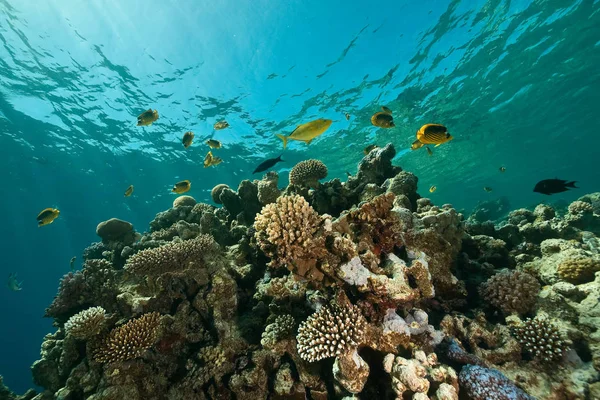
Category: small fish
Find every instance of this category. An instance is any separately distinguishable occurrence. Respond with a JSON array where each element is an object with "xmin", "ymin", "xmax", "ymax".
[
  {"xmin": 499, "ymin": 166, "xmax": 506, "ymax": 173},
  {"xmin": 483, "ymin": 187, "xmax": 493, "ymax": 192},
  {"xmin": 37, "ymin": 208, "xmax": 60, "ymax": 227},
  {"xmin": 533, "ymin": 179, "xmax": 578, "ymax": 195},
  {"xmin": 426, "ymin": 146, "xmax": 433, "ymax": 156},
  {"xmin": 137, "ymin": 109, "xmax": 159, "ymax": 126},
  {"xmin": 214, "ymin": 121, "xmax": 229, "ymax": 130},
  {"xmin": 345, "ymin": 113, "xmax": 351, "ymax": 120},
  {"xmin": 124, "ymin": 185, "xmax": 134, "ymax": 197},
  {"xmin": 253, "ymin": 155, "xmax": 284, "ymax": 174},
  {"xmin": 370, "ymin": 107, "xmax": 395, "ymax": 128},
  {"xmin": 208, "ymin": 156, "xmax": 223, "ymax": 167},
  {"xmin": 414, "ymin": 124, "xmax": 453, "ymax": 148},
  {"xmin": 172, "ymin": 180, "xmax": 191, "ymax": 194},
  {"xmin": 363, "ymin": 144, "xmax": 379, "ymax": 155},
  {"xmin": 203, "ymin": 151, "xmax": 222, "ymax": 168},
  {"xmin": 206, "ymin": 139, "xmax": 222, "ymax": 149},
  {"xmin": 276, "ymin": 118, "xmax": 333, "ymax": 149},
  {"xmin": 182, "ymin": 131, "xmax": 194, "ymax": 148},
  {"xmin": 69, "ymin": 256, "xmax": 76, "ymax": 271},
  {"xmin": 429, "ymin": 185, "xmax": 437, "ymax": 193},
  {"xmin": 7, "ymin": 273, "xmax": 22, "ymax": 291}
]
